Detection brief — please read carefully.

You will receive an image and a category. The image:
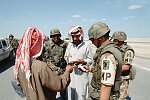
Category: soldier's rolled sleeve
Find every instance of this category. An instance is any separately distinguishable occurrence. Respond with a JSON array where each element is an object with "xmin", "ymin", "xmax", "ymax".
[{"xmin": 100, "ymin": 53, "xmax": 117, "ymax": 86}]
